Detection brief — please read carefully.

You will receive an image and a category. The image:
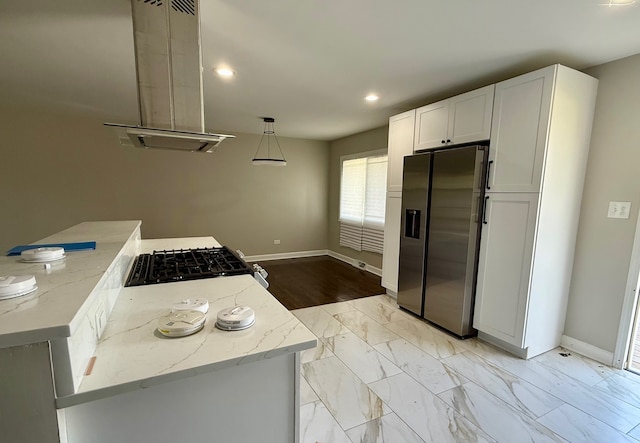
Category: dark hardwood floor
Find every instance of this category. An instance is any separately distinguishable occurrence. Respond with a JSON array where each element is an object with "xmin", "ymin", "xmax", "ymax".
[{"xmin": 253, "ymin": 256, "xmax": 386, "ymax": 310}]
